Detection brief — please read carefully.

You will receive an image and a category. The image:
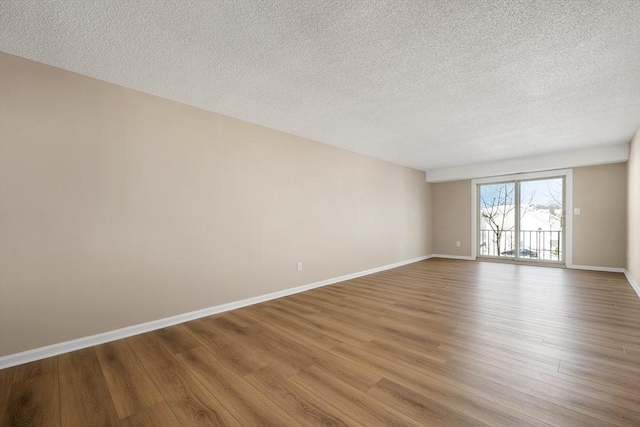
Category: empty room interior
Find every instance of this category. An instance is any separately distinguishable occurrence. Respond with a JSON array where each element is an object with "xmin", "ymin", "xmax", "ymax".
[{"xmin": 1, "ymin": 1, "xmax": 639, "ymax": 426}]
